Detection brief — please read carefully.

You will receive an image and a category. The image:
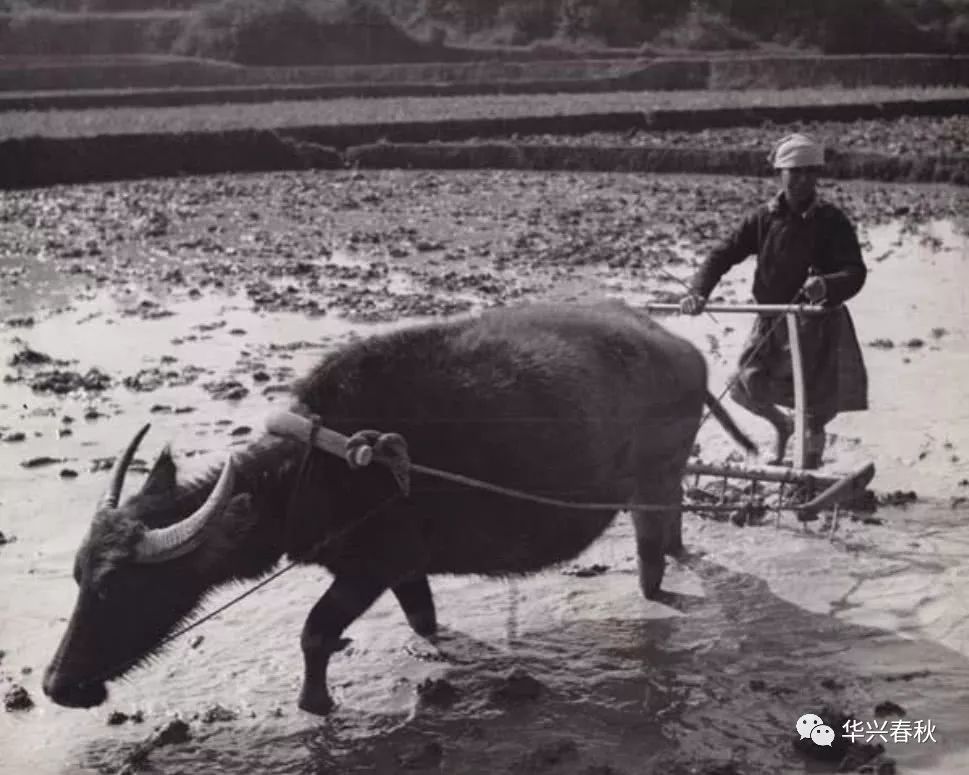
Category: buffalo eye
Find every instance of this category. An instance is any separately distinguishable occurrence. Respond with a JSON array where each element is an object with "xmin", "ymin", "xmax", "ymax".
[{"xmin": 94, "ymin": 568, "xmax": 121, "ymax": 602}]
